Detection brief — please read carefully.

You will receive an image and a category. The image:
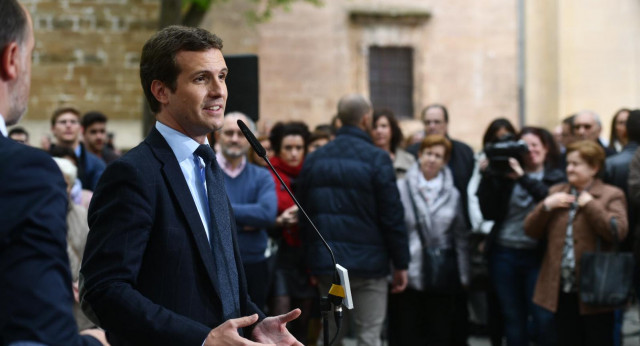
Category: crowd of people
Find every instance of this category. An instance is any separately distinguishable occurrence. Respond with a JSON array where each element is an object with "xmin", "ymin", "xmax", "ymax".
[{"xmin": 2, "ymin": 1, "xmax": 640, "ymax": 345}]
